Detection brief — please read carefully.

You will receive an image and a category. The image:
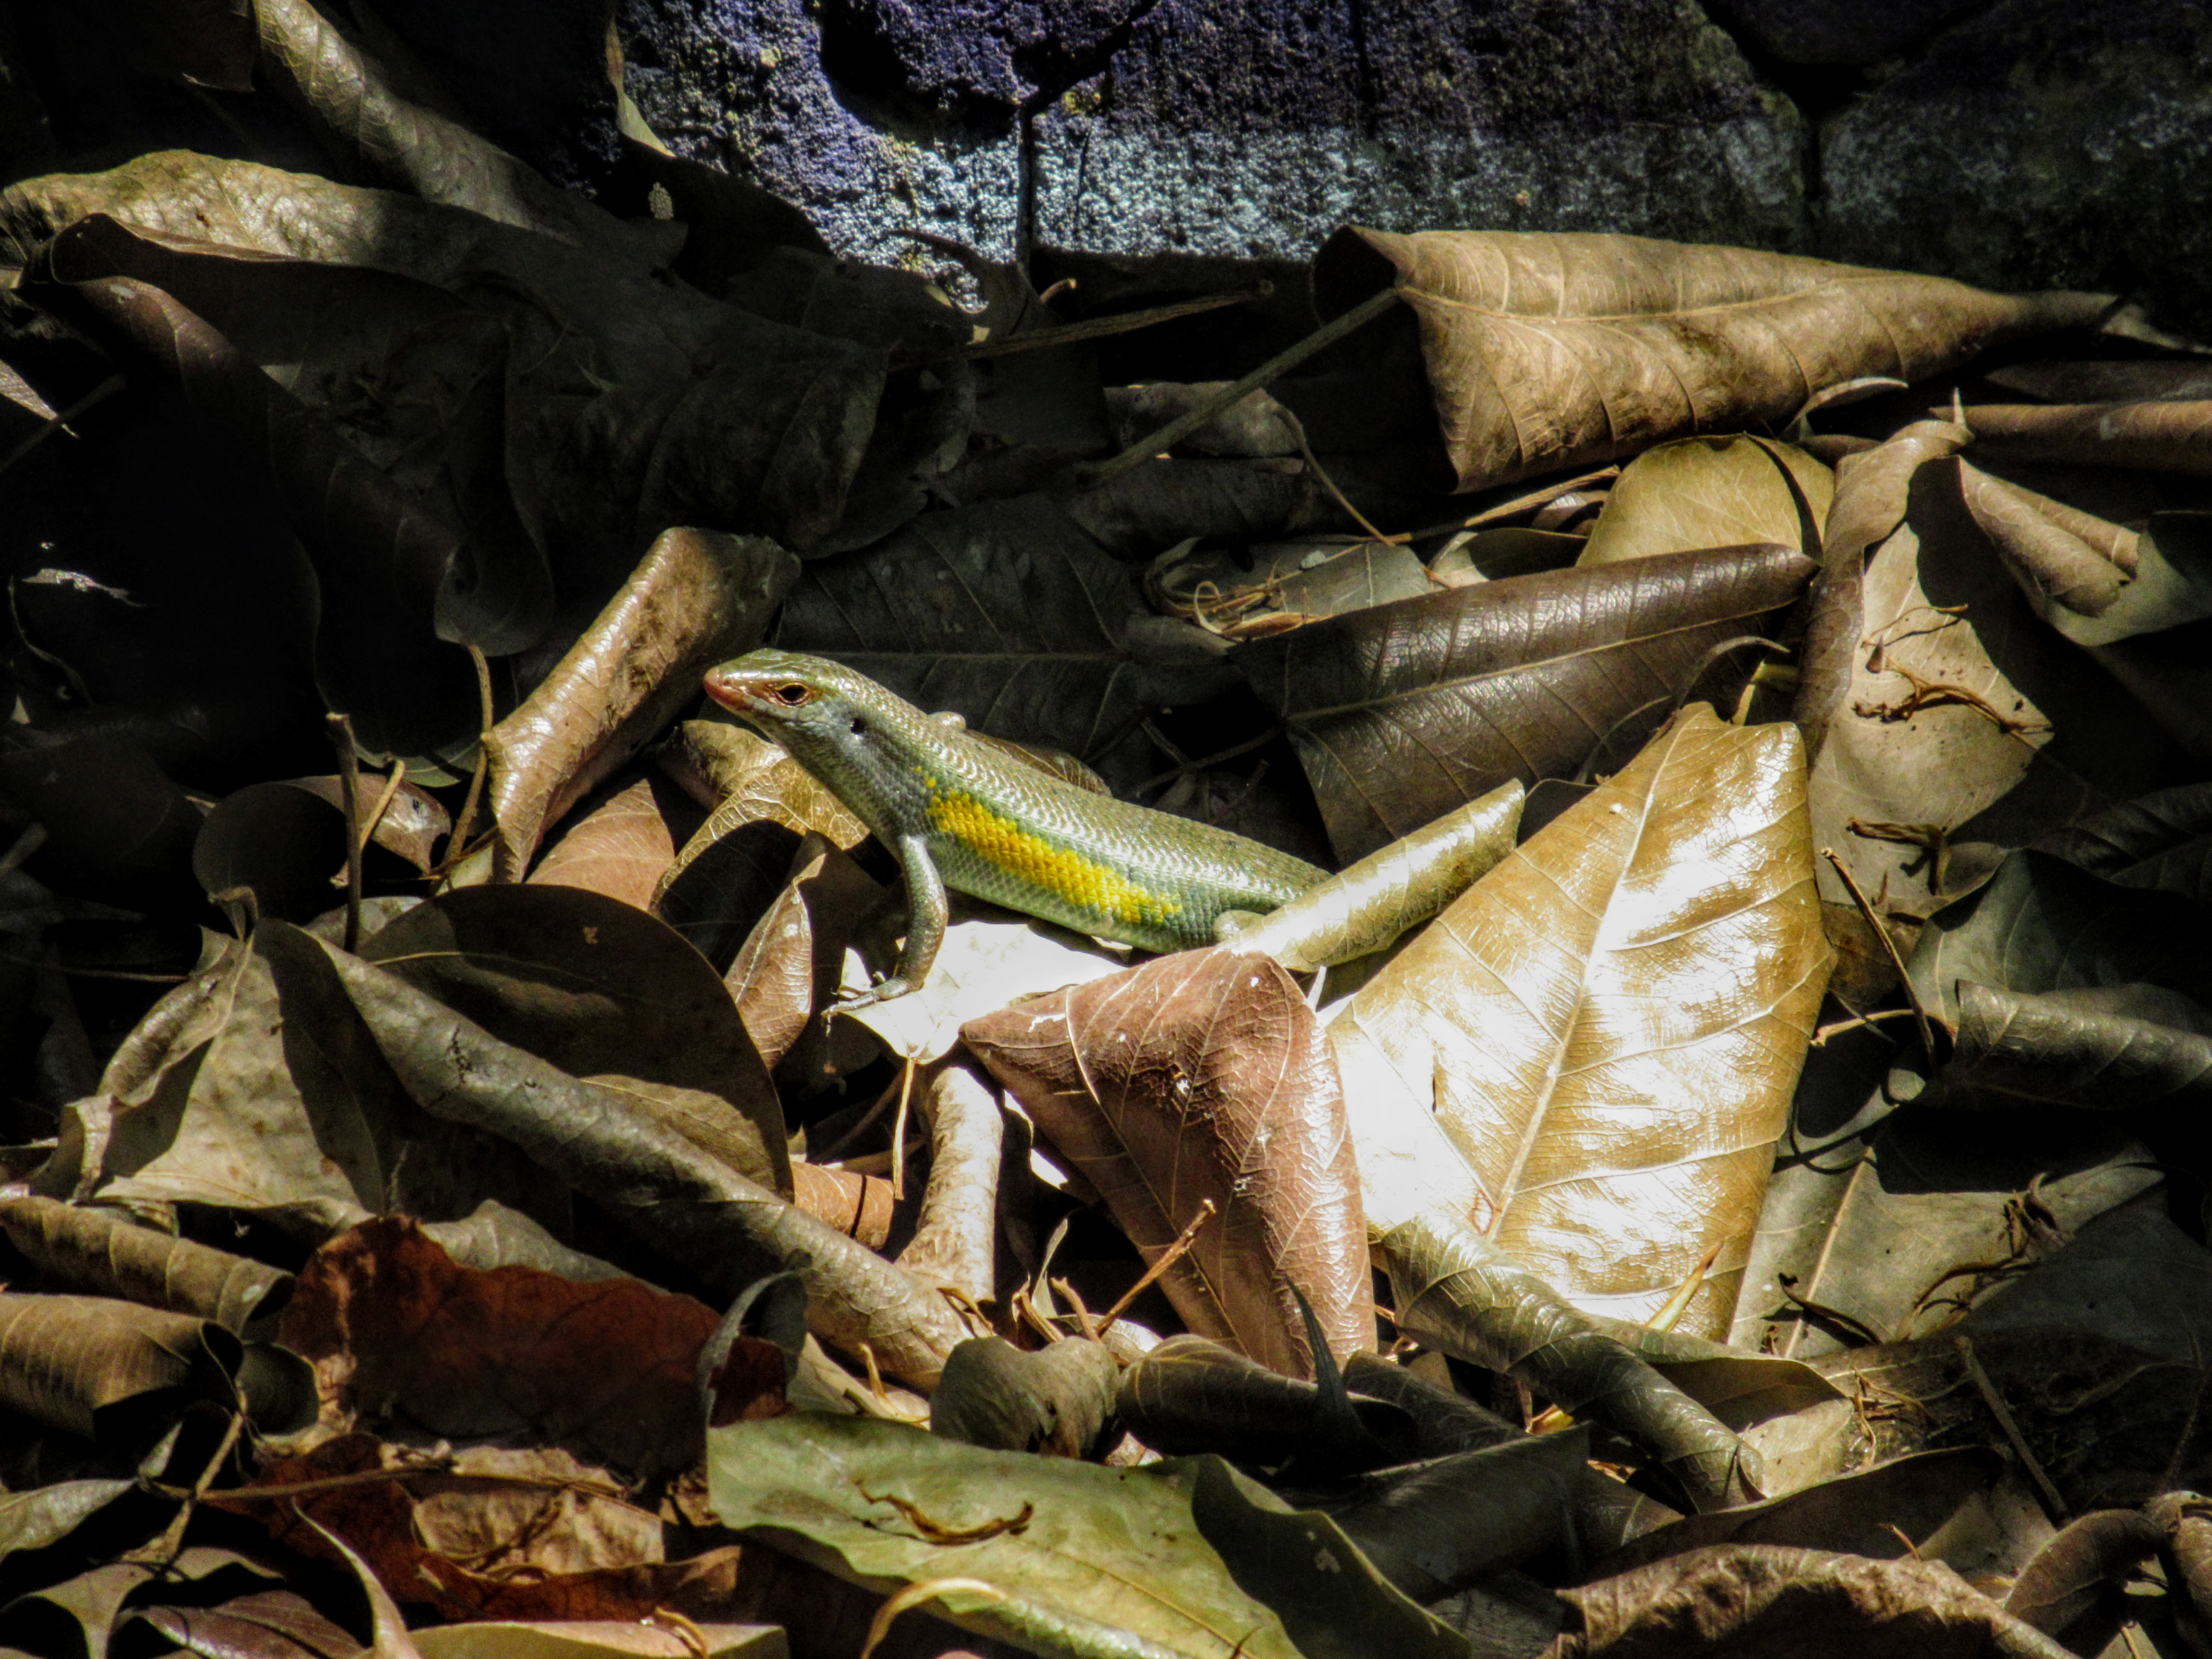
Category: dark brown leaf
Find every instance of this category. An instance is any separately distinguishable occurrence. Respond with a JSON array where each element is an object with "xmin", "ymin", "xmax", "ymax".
[
  {"xmin": 1960, "ymin": 400, "xmax": 2212, "ymax": 474},
  {"xmin": 1554, "ymin": 1544, "xmax": 2072, "ymax": 1658},
  {"xmin": 1234, "ymin": 543, "xmax": 1814, "ymax": 862},
  {"xmin": 279, "ymin": 1216, "xmax": 719, "ymax": 1479},
  {"xmin": 241, "ymin": 1432, "xmax": 745, "ymax": 1624}
]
